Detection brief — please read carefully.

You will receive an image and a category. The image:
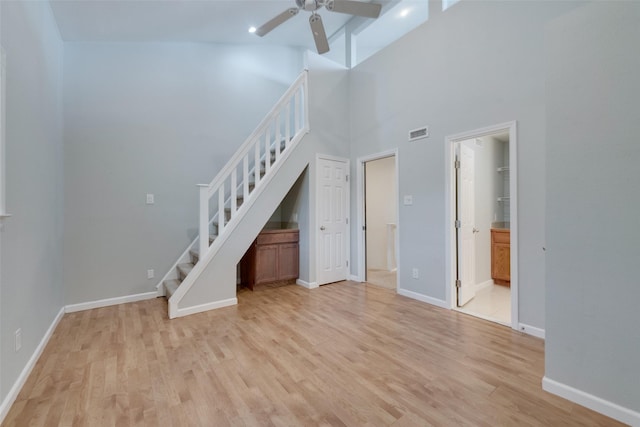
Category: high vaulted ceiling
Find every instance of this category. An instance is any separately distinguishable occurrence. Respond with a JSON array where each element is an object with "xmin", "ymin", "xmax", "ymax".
[{"xmin": 48, "ymin": 0, "xmax": 387, "ymax": 50}]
